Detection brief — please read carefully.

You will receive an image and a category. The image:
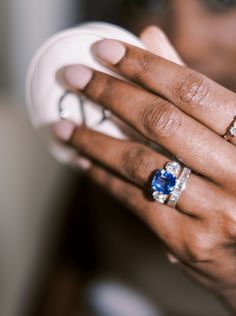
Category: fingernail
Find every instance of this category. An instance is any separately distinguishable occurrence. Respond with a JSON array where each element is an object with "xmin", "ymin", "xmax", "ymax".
[
  {"xmin": 72, "ymin": 157, "xmax": 92, "ymax": 170},
  {"xmin": 94, "ymin": 39, "xmax": 126, "ymax": 65},
  {"xmin": 167, "ymin": 253, "xmax": 179, "ymax": 264},
  {"xmin": 63, "ymin": 65, "xmax": 93, "ymax": 90},
  {"xmin": 52, "ymin": 120, "xmax": 75, "ymax": 141}
]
